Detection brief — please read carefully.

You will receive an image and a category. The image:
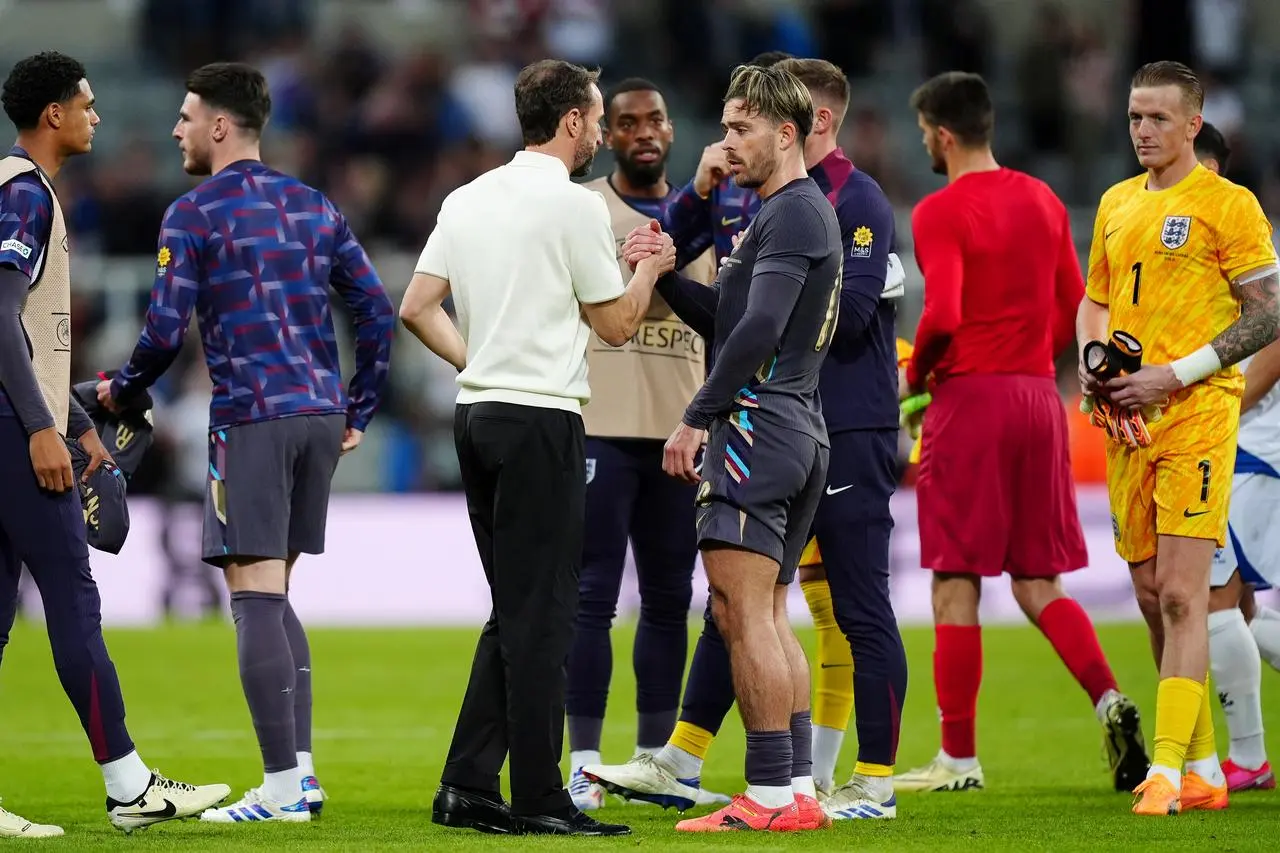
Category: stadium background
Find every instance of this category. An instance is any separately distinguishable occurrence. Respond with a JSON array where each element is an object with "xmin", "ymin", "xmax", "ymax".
[{"xmin": 7, "ymin": 0, "xmax": 1280, "ymax": 627}]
